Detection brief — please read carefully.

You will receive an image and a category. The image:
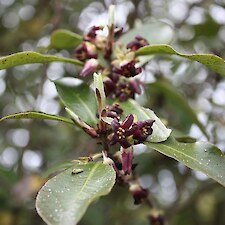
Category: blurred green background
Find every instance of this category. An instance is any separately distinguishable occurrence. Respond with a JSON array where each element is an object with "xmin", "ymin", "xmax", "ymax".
[{"xmin": 0, "ymin": 0, "xmax": 225, "ymax": 225}]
